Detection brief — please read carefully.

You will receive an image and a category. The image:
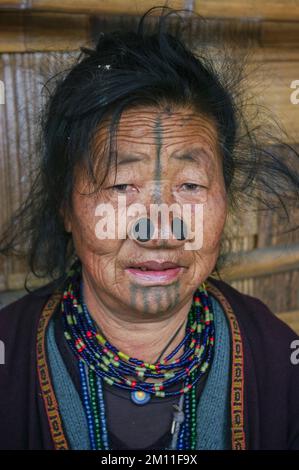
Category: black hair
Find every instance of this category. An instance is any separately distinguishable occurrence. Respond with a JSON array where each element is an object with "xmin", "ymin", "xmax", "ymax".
[{"xmin": 1, "ymin": 6, "xmax": 299, "ymax": 290}]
